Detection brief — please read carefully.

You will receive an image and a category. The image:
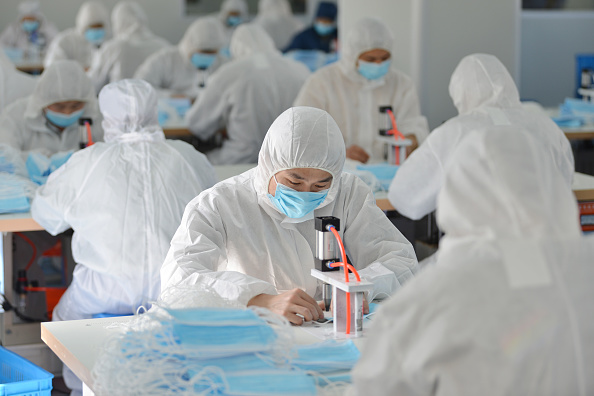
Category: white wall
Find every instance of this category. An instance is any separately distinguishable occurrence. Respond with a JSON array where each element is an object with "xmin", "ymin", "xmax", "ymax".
[
  {"xmin": 339, "ymin": 0, "xmax": 519, "ymax": 129},
  {"xmin": 520, "ymin": 11, "xmax": 594, "ymax": 106}
]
